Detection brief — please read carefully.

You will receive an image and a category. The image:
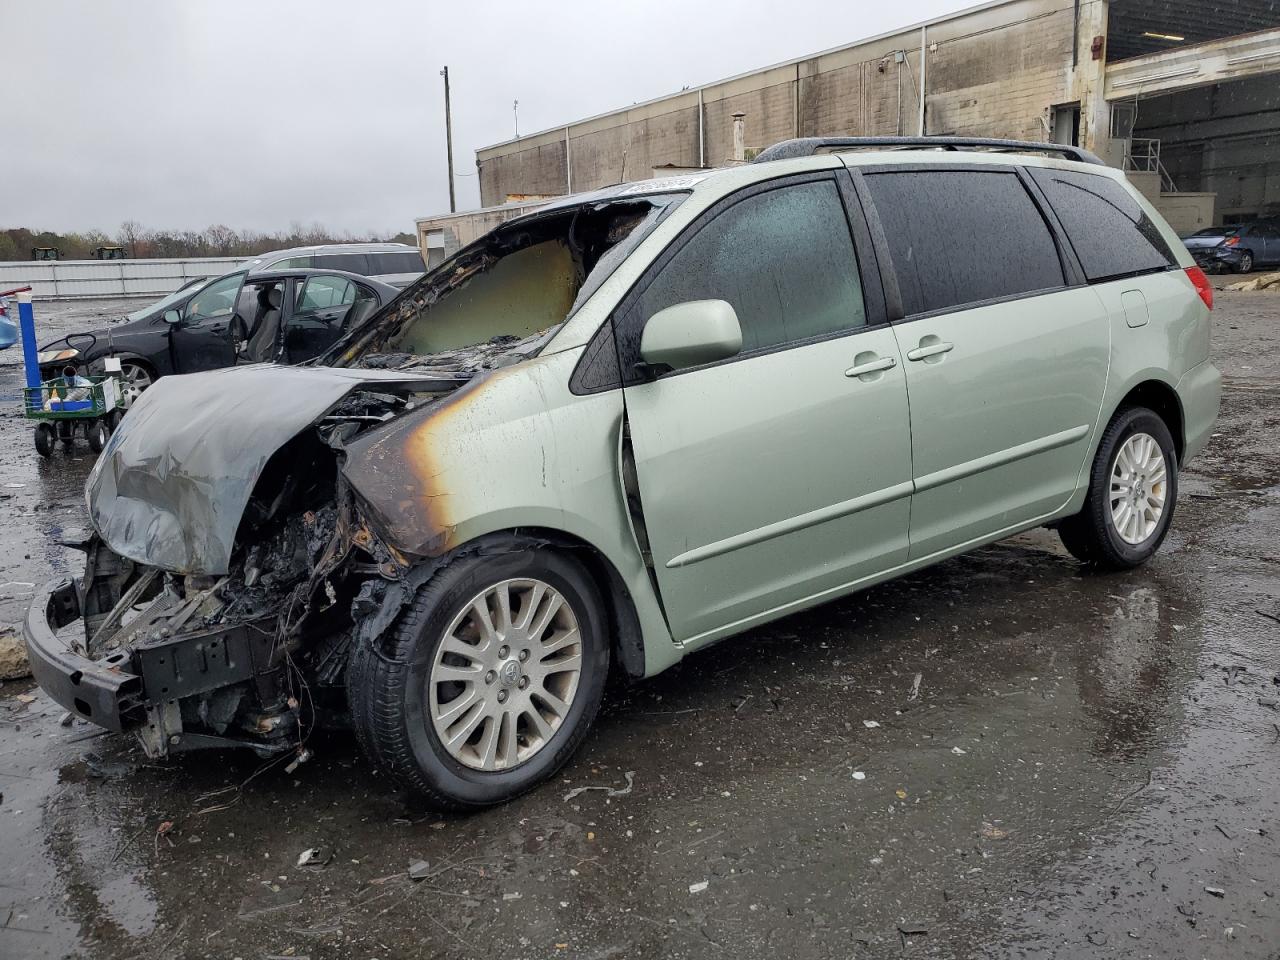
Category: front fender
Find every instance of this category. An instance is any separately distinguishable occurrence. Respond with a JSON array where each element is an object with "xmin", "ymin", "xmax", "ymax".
[{"xmin": 341, "ymin": 350, "xmax": 681, "ymax": 678}]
